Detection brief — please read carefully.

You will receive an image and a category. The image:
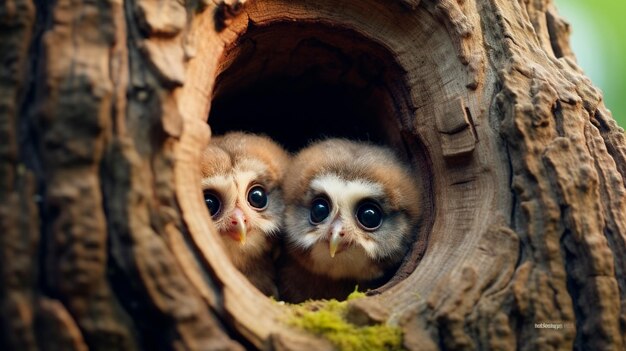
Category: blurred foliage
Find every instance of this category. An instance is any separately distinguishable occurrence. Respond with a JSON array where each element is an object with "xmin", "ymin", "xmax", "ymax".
[{"xmin": 555, "ymin": 0, "xmax": 626, "ymax": 127}]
